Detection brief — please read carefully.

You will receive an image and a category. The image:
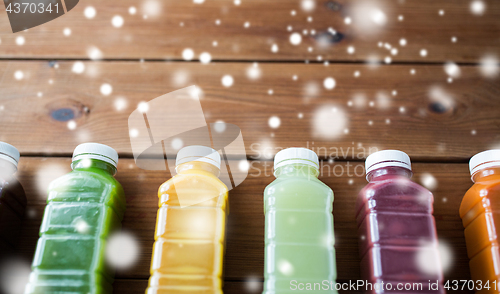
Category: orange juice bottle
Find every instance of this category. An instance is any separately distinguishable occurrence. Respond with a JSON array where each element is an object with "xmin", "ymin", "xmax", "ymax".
[
  {"xmin": 460, "ymin": 150, "xmax": 500, "ymax": 293},
  {"xmin": 146, "ymin": 146, "xmax": 229, "ymax": 294}
]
